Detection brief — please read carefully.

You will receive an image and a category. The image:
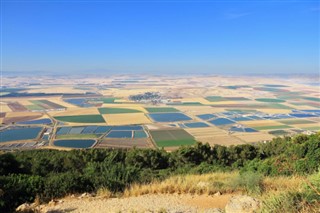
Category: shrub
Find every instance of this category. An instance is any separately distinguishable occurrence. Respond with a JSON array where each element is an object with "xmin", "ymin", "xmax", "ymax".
[{"xmin": 232, "ymin": 171, "xmax": 263, "ymax": 194}]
